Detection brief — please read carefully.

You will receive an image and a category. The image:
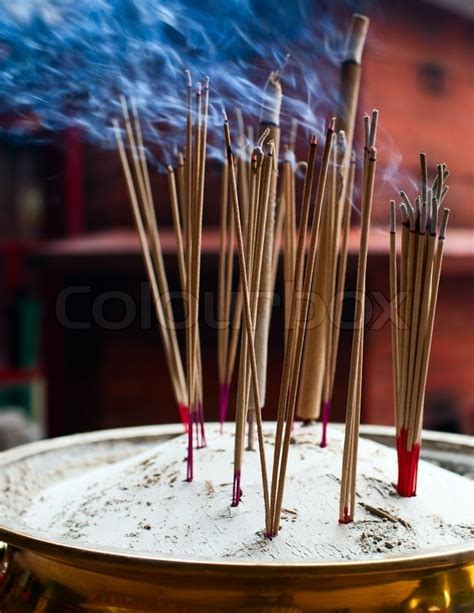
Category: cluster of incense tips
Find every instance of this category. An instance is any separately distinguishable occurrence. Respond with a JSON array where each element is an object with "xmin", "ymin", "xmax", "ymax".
[
  {"xmin": 391, "ymin": 156, "xmax": 450, "ymax": 497},
  {"xmin": 112, "ymin": 98, "xmax": 188, "ymax": 429},
  {"xmin": 339, "ymin": 110, "xmax": 378, "ymax": 524},
  {"xmin": 296, "ymin": 13, "xmax": 369, "ymax": 445},
  {"xmin": 114, "ymin": 74, "xmax": 210, "ymax": 482}
]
